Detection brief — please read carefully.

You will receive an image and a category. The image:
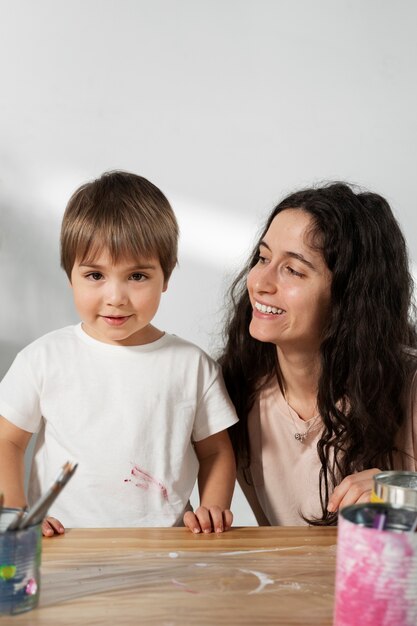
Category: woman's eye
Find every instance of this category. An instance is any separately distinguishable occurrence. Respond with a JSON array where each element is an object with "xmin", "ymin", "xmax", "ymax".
[
  {"xmin": 257, "ymin": 255, "xmax": 268, "ymax": 265},
  {"xmin": 129, "ymin": 273, "xmax": 146, "ymax": 281},
  {"xmin": 87, "ymin": 272, "xmax": 103, "ymax": 281},
  {"xmin": 286, "ymin": 266, "xmax": 303, "ymax": 278}
]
